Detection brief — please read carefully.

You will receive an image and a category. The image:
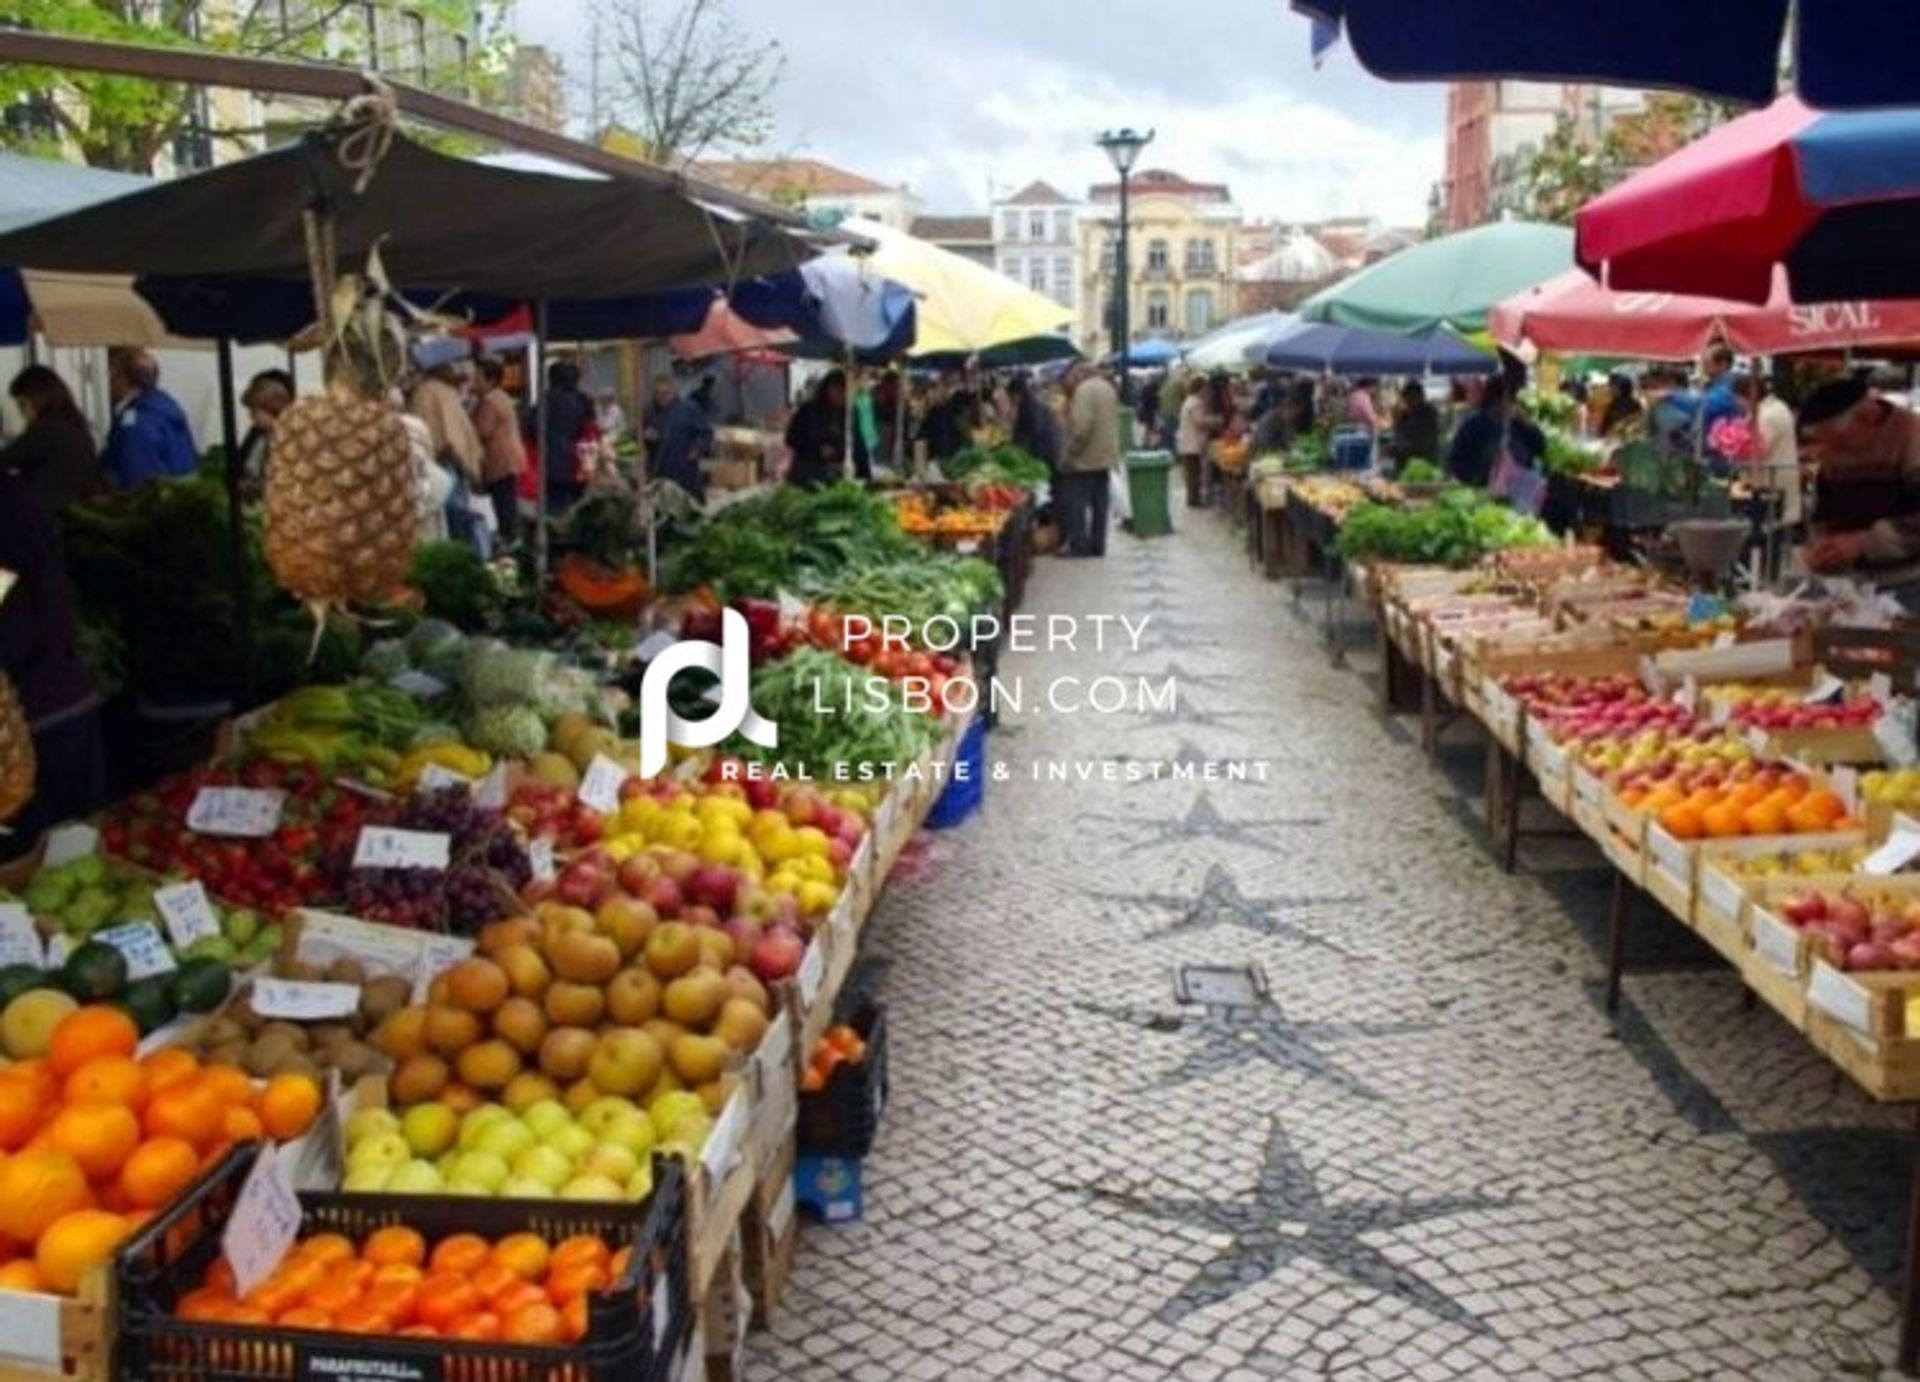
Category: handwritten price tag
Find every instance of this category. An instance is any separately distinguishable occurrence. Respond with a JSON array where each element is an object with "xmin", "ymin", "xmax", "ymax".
[
  {"xmin": 224, "ymin": 1144, "xmax": 302, "ymax": 1298},
  {"xmin": 390, "ymin": 670, "xmax": 447, "ymax": 700},
  {"xmin": 0, "ymin": 904, "xmax": 43, "ymax": 968},
  {"xmin": 578, "ymin": 754, "xmax": 629, "ymax": 814},
  {"xmin": 96, "ymin": 922, "xmax": 176, "ymax": 981},
  {"xmin": 353, "ymin": 827, "xmax": 451, "ymax": 872},
  {"xmin": 411, "ymin": 934, "xmax": 470, "ymax": 1002},
  {"xmin": 154, "ymin": 881, "xmax": 222, "ymax": 949},
  {"xmin": 416, "ymin": 763, "xmax": 475, "ymax": 793},
  {"xmin": 474, "ymin": 762, "xmax": 508, "ymax": 811},
  {"xmin": 187, "ymin": 788, "xmax": 285, "ymax": 838},
  {"xmin": 39, "ymin": 822, "xmax": 98, "ymax": 866},
  {"xmin": 529, "ymin": 839, "xmax": 556, "ymax": 882},
  {"xmin": 250, "ymin": 978, "xmax": 360, "ymax": 1021}
]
